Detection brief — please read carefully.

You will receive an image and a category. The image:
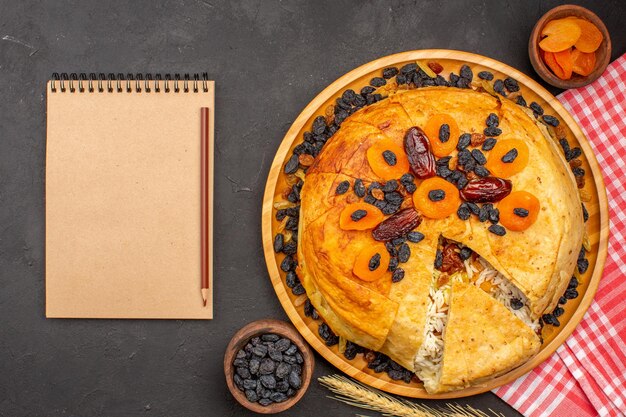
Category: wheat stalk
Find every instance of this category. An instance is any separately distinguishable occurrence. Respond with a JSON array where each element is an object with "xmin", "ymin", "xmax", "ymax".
[{"xmin": 319, "ymin": 375, "xmax": 504, "ymax": 417}]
